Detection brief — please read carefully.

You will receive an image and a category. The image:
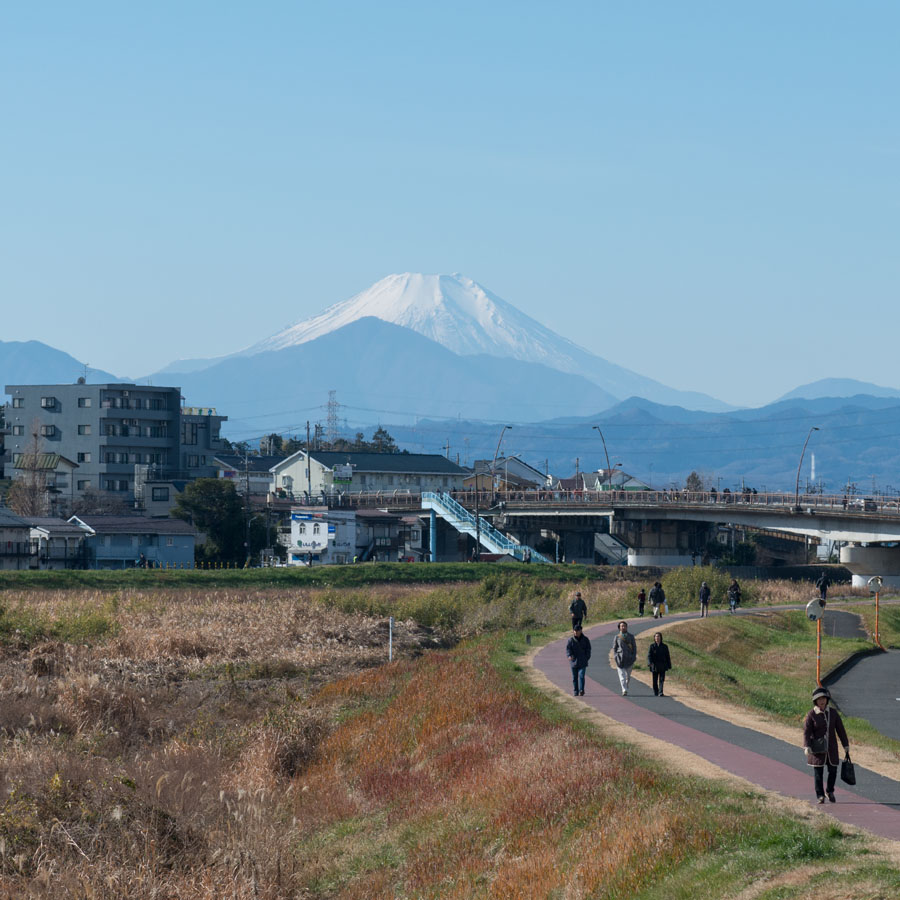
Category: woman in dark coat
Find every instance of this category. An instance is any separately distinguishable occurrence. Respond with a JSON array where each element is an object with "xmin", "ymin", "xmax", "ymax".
[
  {"xmin": 803, "ymin": 686, "xmax": 850, "ymax": 804},
  {"xmin": 646, "ymin": 632, "xmax": 672, "ymax": 696}
]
